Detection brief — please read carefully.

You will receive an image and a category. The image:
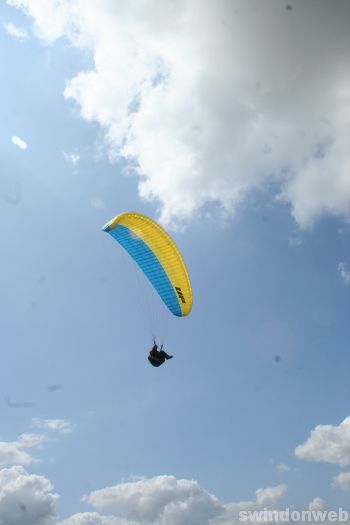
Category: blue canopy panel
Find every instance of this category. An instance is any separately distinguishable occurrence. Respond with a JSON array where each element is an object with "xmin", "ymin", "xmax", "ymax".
[{"xmin": 105, "ymin": 224, "xmax": 182, "ymax": 317}]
